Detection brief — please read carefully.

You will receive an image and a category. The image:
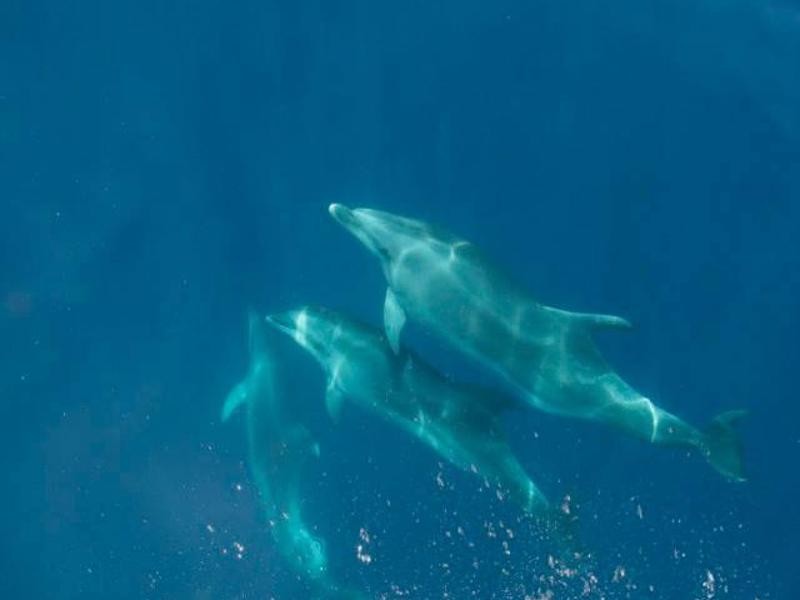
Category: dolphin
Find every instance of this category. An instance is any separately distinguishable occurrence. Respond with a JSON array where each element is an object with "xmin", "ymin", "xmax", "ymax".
[
  {"xmin": 222, "ymin": 312, "xmax": 364, "ymax": 599},
  {"xmin": 328, "ymin": 204, "xmax": 747, "ymax": 482},
  {"xmin": 265, "ymin": 305, "xmax": 559, "ymax": 518}
]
